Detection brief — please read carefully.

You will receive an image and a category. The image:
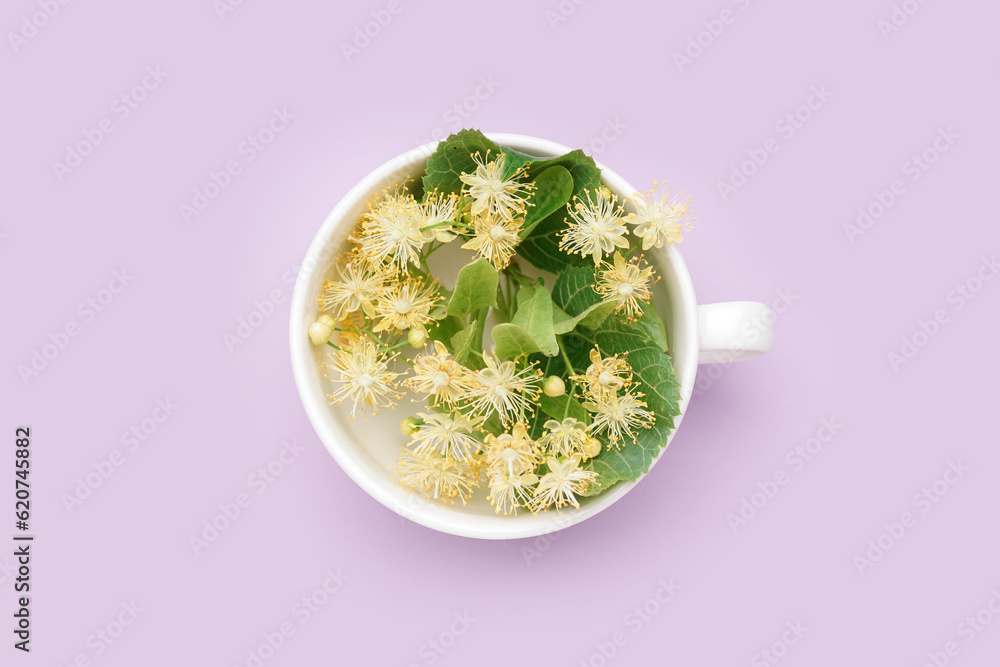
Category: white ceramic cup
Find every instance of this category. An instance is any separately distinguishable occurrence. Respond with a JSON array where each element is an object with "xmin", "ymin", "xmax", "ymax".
[{"xmin": 290, "ymin": 133, "xmax": 774, "ymax": 540}]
